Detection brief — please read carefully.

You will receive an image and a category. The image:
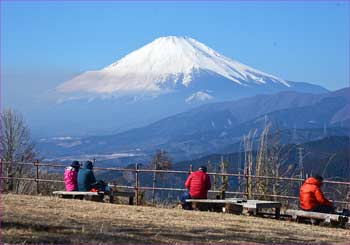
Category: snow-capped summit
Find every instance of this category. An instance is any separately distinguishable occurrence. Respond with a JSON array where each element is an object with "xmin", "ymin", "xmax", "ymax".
[{"xmin": 57, "ymin": 36, "xmax": 289, "ymax": 95}]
